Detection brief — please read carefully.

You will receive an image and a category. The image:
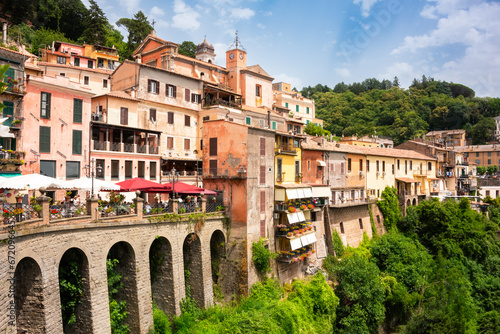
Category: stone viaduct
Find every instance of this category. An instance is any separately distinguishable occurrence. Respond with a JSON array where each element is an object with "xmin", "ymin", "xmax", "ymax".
[{"xmin": 0, "ymin": 198, "xmax": 227, "ymax": 333}]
